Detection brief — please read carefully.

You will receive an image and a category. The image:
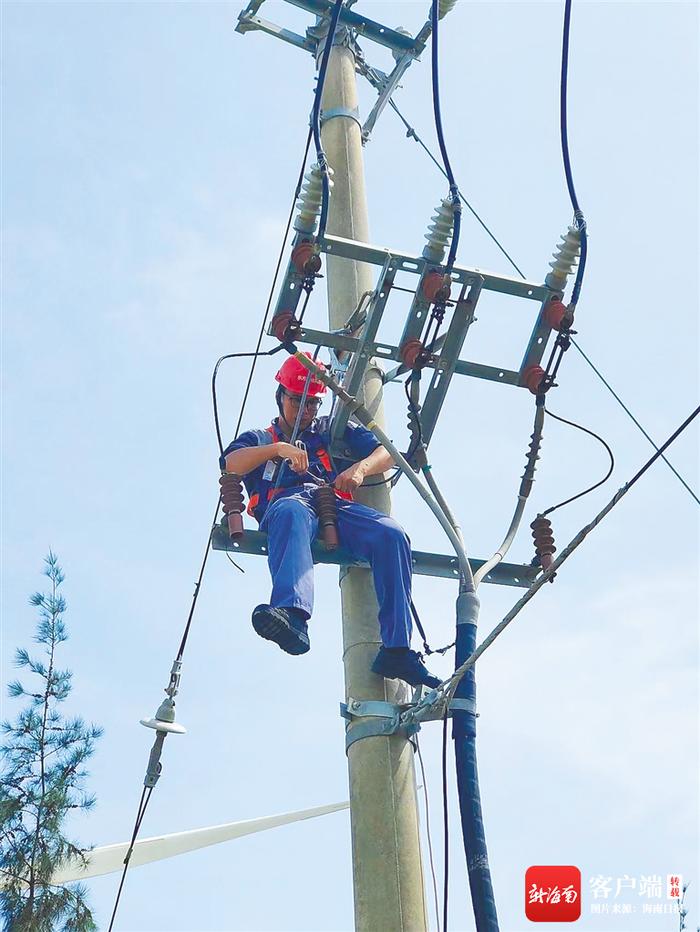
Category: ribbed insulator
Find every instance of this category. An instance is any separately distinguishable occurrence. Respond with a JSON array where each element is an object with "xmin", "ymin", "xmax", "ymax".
[
  {"xmin": 545, "ymin": 225, "xmax": 581, "ymax": 290},
  {"xmin": 219, "ymin": 474, "xmax": 245, "ymax": 540},
  {"xmin": 531, "ymin": 515, "xmax": 556, "ymax": 572},
  {"xmin": 422, "ymin": 198, "xmax": 454, "ymax": 264},
  {"xmin": 438, "ymin": 0, "xmax": 458, "ymax": 18},
  {"xmin": 313, "ymin": 485, "xmax": 339, "ymax": 550},
  {"xmin": 519, "ymin": 430, "xmax": 542, "ymax": 497},
  {"xmin": 293, "ymin": 163, "xmax": 334, "ymax": 235}
]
